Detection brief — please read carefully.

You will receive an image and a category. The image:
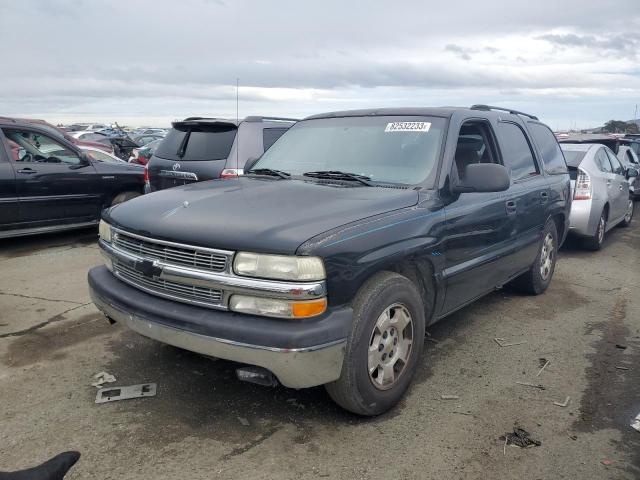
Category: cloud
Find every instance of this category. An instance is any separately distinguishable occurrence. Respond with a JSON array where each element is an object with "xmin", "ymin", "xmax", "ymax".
[{"xmin": 0, "ymin": 0, "xmax": 638, "ymax": 128}]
